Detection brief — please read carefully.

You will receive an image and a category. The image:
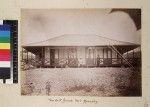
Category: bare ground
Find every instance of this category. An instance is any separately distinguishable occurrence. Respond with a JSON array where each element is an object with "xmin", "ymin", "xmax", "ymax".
[{"xmin": 21, "ymin": 68, "xmax": 141, "ymax": 96}]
